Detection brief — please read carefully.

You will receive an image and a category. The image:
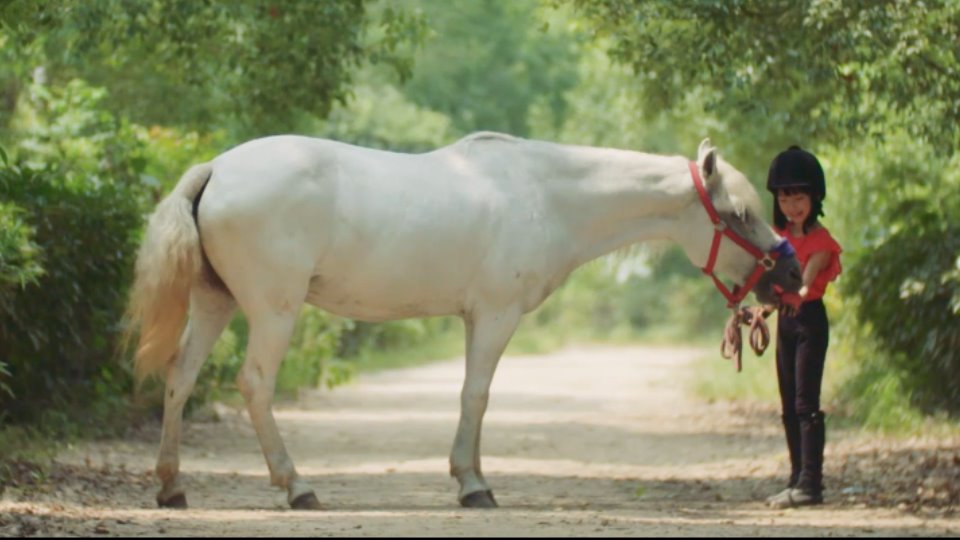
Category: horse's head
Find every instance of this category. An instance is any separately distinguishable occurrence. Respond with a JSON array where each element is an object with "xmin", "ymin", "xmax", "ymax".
[{"xmin": 676, "ymin": 139, "xmax": 802, "ymax": 306}]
